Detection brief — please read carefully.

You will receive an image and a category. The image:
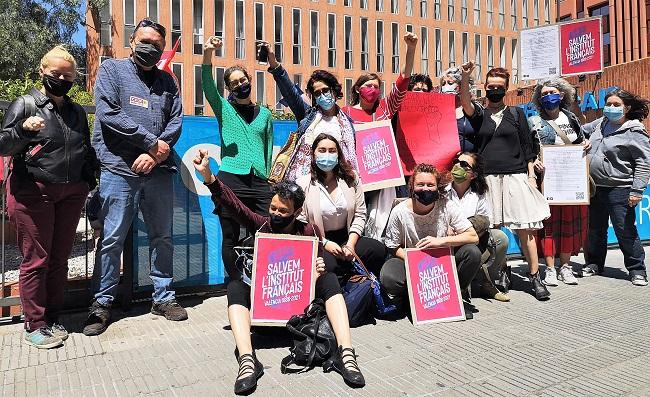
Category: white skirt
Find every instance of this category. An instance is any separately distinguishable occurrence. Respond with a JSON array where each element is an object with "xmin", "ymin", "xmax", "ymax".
[{"xmin": 486, "ymin": 173, "xmax": 550, "ymax": 230}]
